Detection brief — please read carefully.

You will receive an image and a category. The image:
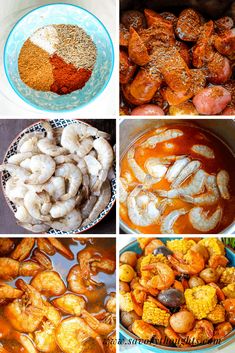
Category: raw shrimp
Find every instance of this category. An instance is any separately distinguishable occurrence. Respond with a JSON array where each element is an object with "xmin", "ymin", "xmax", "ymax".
[
  {"xmin": 18, "ymin": 222, "xmax": 50, "ymax": 233},
  {"xmin": 160, "ymin": 208, "xmax": 187, "ymax": 234},
  {"xmin": 183, "ymin": 175, "xmax": 220, "ymax": 206},
  {"xmin": 171, "ymin": 160, "xmax": 201, "ymax": 188},
  {"xmin": 0, "ymin": 239, "xmax": 14, "ymax": 256},
  {"xmin": 55, "ymin": 163, "xmax": 82, "ymax": 200},
  {"xmin": 84, "ymin": 155, "xmax": 102, "ymax": 176},
  {"xmin": 217, "ymin": 170, "xmax": 230, "ymax": 200},
  {"xmin": 82, "ymin": 310, "xmax": 115, "ymax": 335},
  {"xmin": 141, "ymin": 129, "xmax": 183, "ymax": 149},
  {"xmin": 25, "ymin": 155, "xmax": 56, "ymax": 184},
  {"xmin": 132, "ymin": 320, "xmax": 162, "ymax": 341},
  {"xmin": 11, "ymin": 238, "xmax": 35, "ymax": 261},
  {"xmin": 145, "ymin": 158, "xmax": 168, "ymax": 179},
  {"xmin": 82, "ymin": 180, "xmax": 111, "ymax": 226},
  {"xmin": 43, "ymin": 176, "xmax": 66, "ymax": 201},
  {"xmin": 81, "ymin": 196, "xmax": 98, "ymax": 219},
  {"xmin": 166, "ymin": 157, "xmax": 191, "ymax": 182},
  {"xmin": 7, "ymin": 152, "xmax": 33, "ymax": 165},
  {"xmin": 92, "ymin": 138, "xmax": 114, "ymax": 194},
  {"xmin": 32, "ymin": 249, "xmax": 52, "ymax": 270},
  {"xmin": 191, "ymin": 145, "xmax": 215, "ymax": 159},
  {"xmin": 49, "ymin": 198, "xmax": 76, "ymax": 218},
  {"xmin": 186, "ymin": 320, "xmax": 214, "ymax": 345},
  {"xmin": 34, "ymin": 320, "xmax": 57, "ymax": 352},
  {"xmin": 5, "ymin": 178, "xmax": 28, "ymax": 204},
  {"xmin": 120, "ymin": 178, "xmax": 128, "ymax": 203},
  {"xmin": 56, "ymin": 317, "xmax": 104, "ymax": 353},
  {"xmin": 48, "ymin": 208, "xmax": 82, "ymax": 232},
  {"xmin": 17, "ymin": 132, "xmax": 44, "ymax": 153},
  {"xmin": 189, "ymin": 206, "xmax": 222, "ymax": 232},
  {"xmin": 4, "ymin": 280, "xmax": 44, "ymax": 332},
  {"xmin": 47, "ymin": 238, "xmax": 74, "ymax": 260},
  {"xmin": 52, "ymin": 294, "xmax": 86, "ymax": 316},
  {"xmin": 37, "ymin": 122, "xmax": 67, "ymax": 157},
  {"xmin": 24, "ymin": 190, "xmax": 51, "ymax": 222},
  {"xmin": 0, "ymin": 164, "xmax": 30, "ymax": 181},
  {"xmin": 168, "ymin": 250, "xmax": 205, "ymax": 275},
  {"xmin": 15, "ymin": 205, "xmax": 39, "ymax": 225},
  {"xmin": 30, "ymin": 270, "xmax": 66, "ymax": 297},
  {"xmin": 0, "ymin": 283, "xmax": 23, "ymax": 300},
  {"xmin": 142, "ymin": 262, "xmax": 175, "ymax": 290},
  {"xmin": 213, "ymin": 322, "xmax": 232, "ymax": 339}
]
